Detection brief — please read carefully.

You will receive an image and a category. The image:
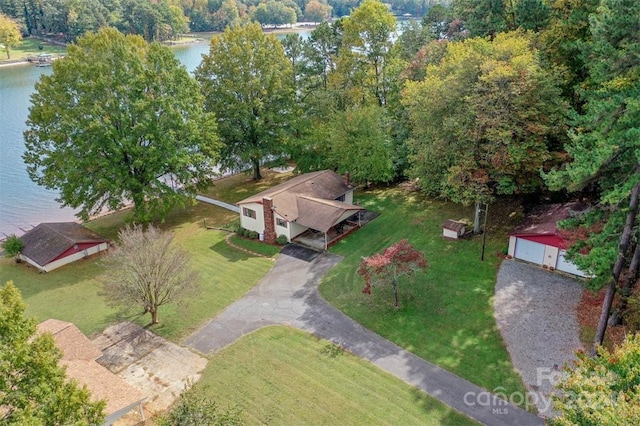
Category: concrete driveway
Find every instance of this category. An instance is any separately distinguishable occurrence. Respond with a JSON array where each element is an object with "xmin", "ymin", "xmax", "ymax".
[
  {"xmin": 494, "ymin": 260, "xmax": 584, "ymax": 418},
  {"xmin": 92, "ymin": 322, "xmax": 207, "ymax": 418},
  {"xmin": 185, "ymin": 252, "xmax": 544, "ymax": 426}
]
